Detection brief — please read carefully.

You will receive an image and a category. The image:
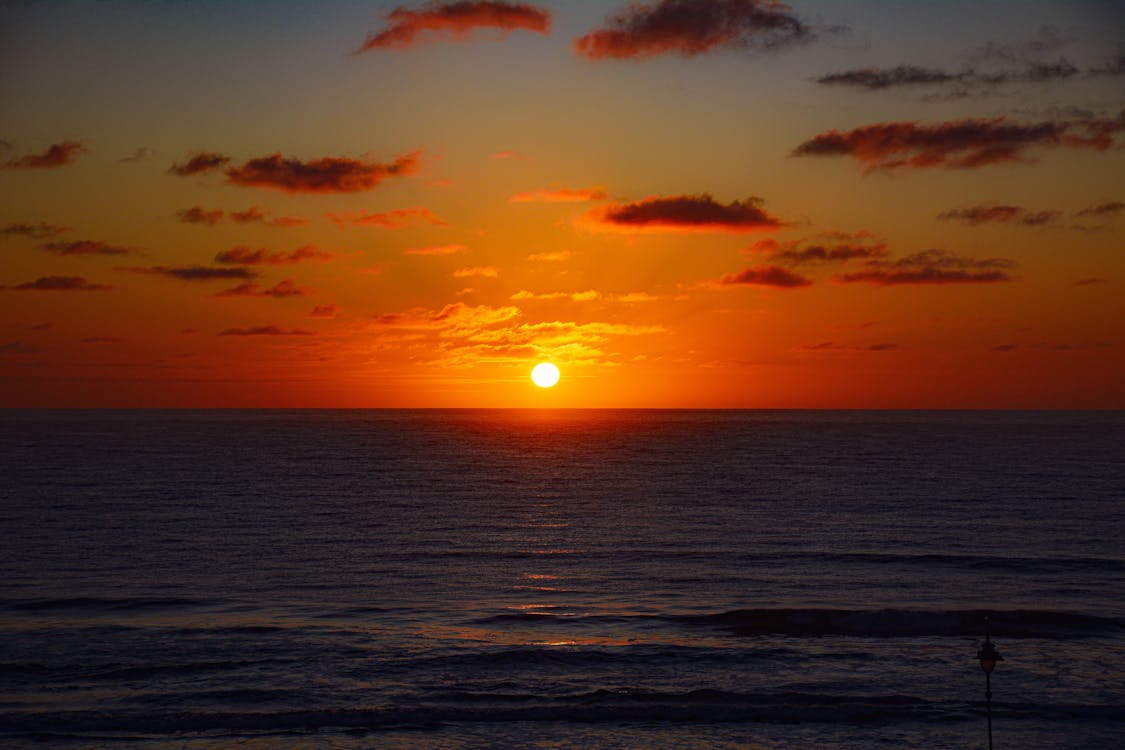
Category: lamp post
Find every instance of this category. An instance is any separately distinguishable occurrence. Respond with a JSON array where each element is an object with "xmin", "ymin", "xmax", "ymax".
[{"xmin": 977, "ymin": 622, "xmax": 1003, "ymax": 750}]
